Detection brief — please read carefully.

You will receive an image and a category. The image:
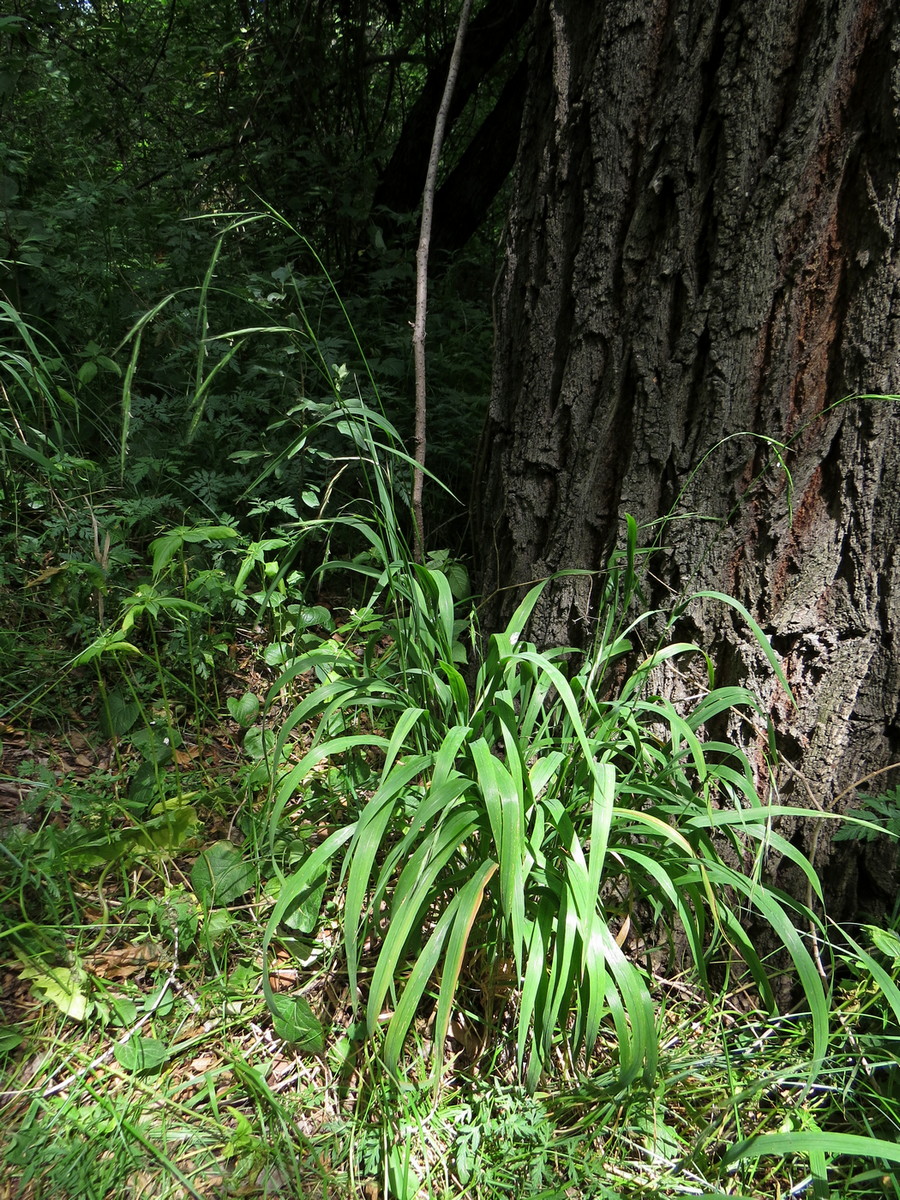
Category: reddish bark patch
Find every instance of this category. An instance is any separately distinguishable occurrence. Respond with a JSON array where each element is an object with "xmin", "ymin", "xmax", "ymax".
[{"xmin": 767, "ymin": 464, "xmax": 826, "ymax": 608}]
